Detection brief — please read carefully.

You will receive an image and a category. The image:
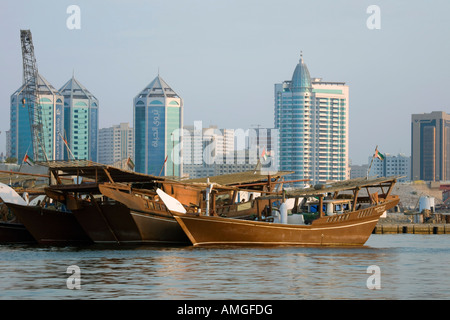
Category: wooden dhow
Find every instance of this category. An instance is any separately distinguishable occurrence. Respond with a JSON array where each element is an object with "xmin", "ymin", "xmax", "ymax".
[
  {"xmin": 41, "ymin": 160, "xmax": 169, "ymax": 245},
  {"xmin": 170, "ymin": 176, "xmax": 401, "ymax": 246},
  {"xmin": 97, "ymin": 170, "xmax": 297, "ymax": 244},
  {"xmin": 36, "ymin": 160, "xmax": 295, "ymax": 245}
]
